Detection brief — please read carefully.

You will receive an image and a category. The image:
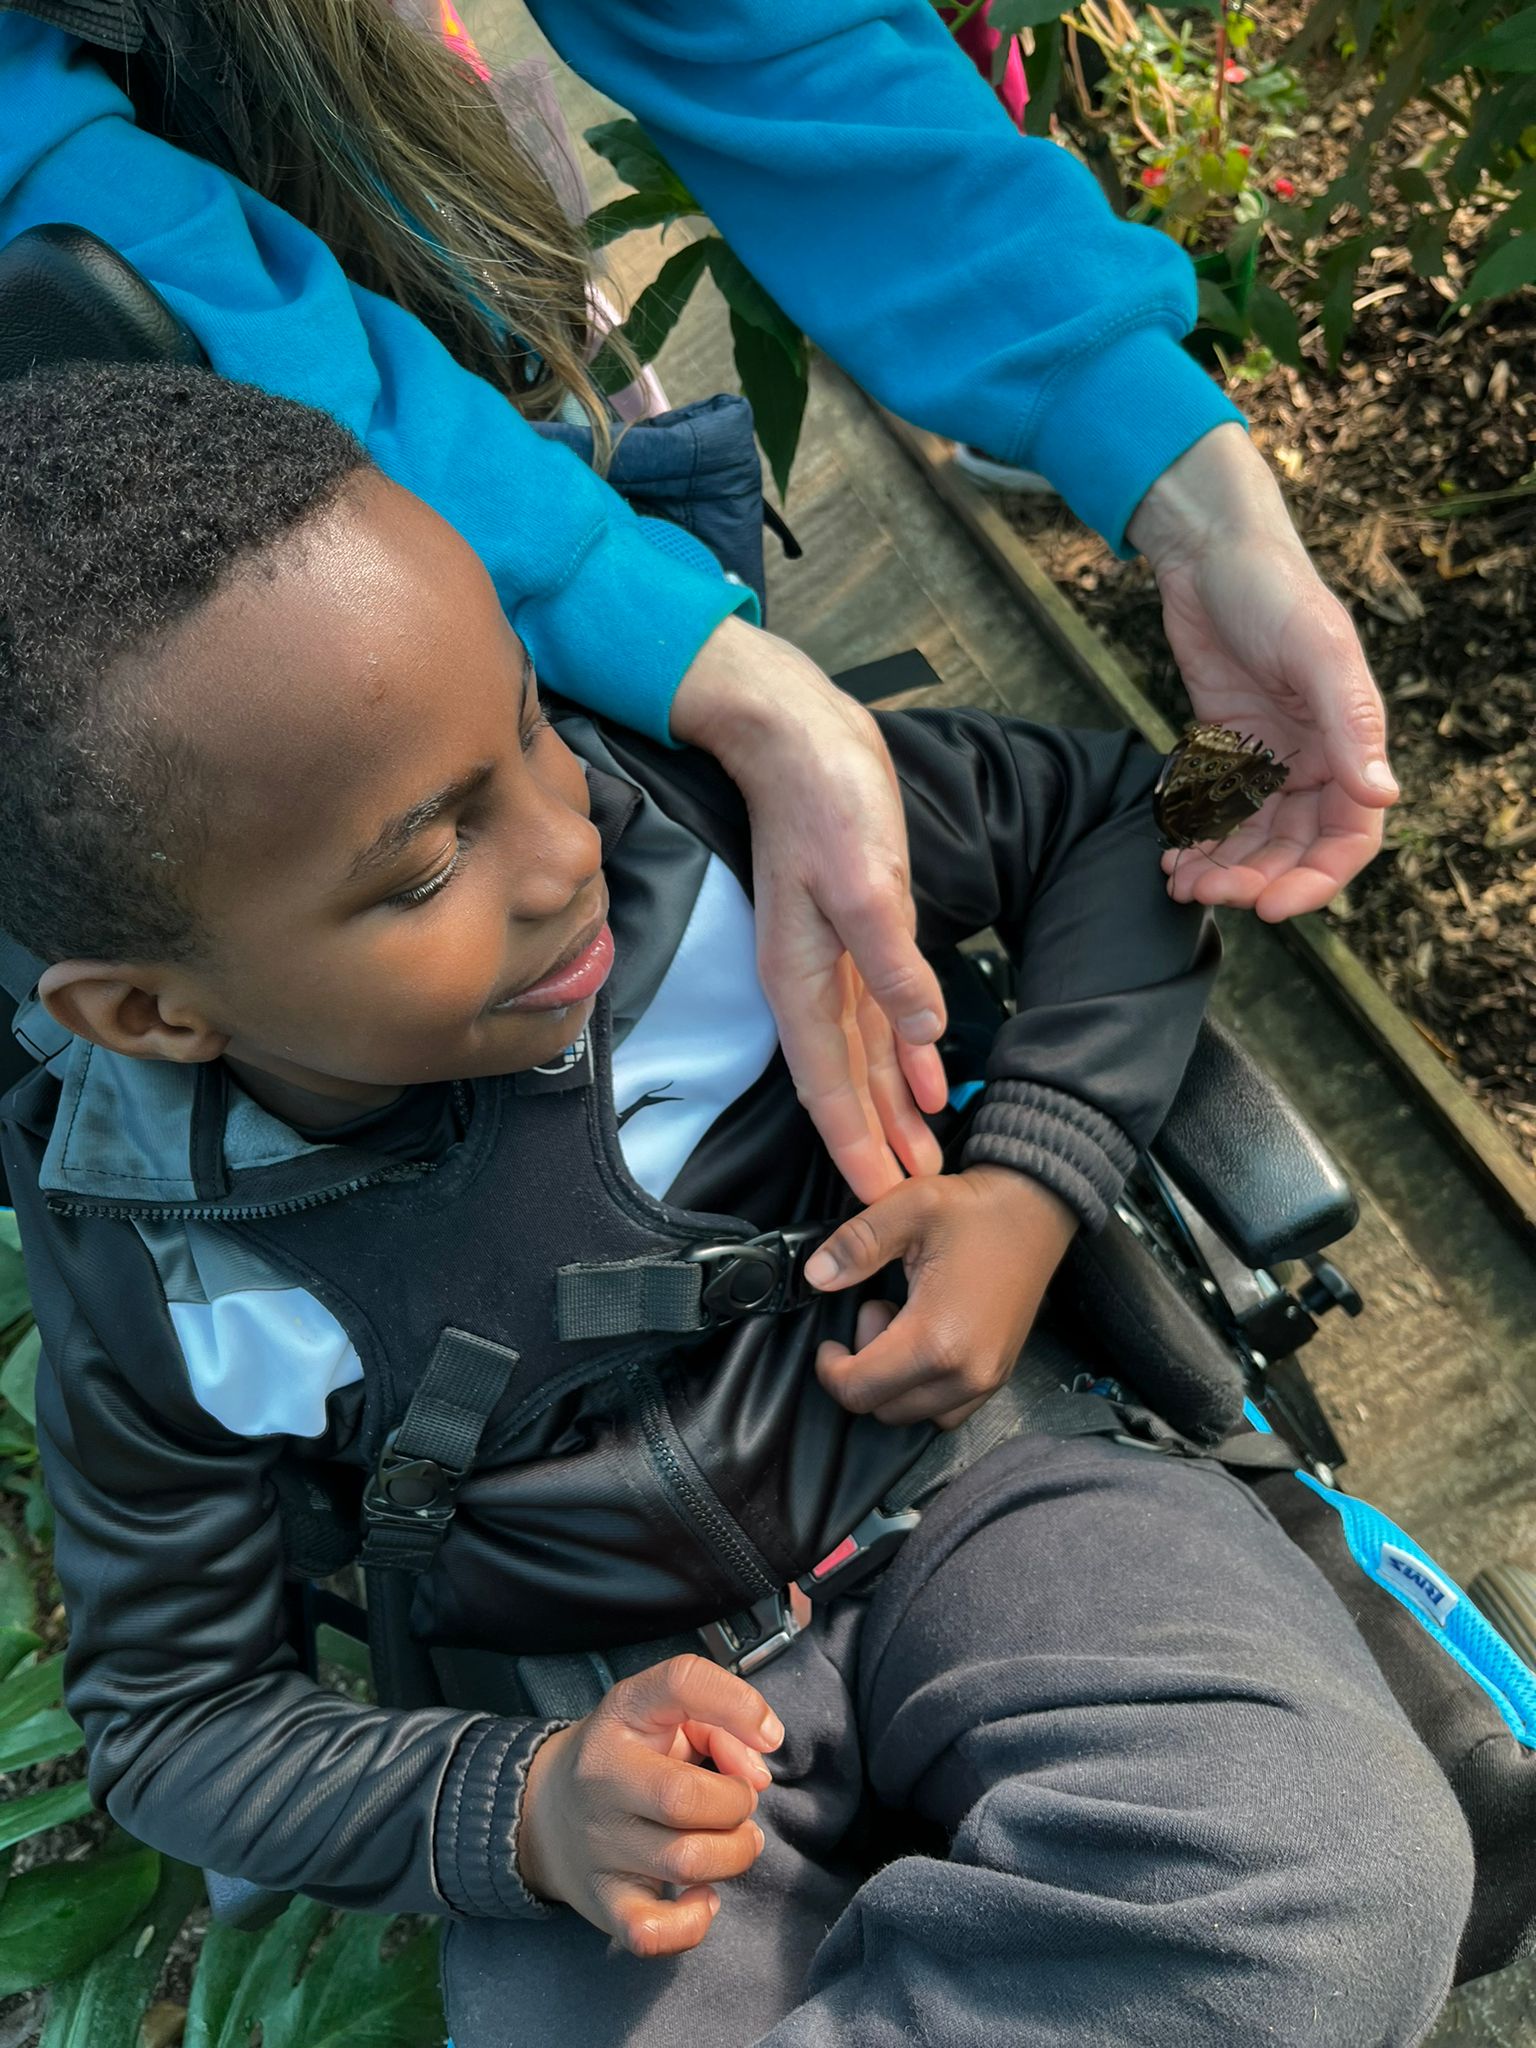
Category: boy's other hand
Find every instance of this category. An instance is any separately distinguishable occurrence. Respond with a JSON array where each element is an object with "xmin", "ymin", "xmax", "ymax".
[
  {"xmin": 516, "ymin": 1654, "xmax": 782, "ymax": 1958},
  {"xmin": 670, "ymin": 616, "xmax": 948, "ymax": 1203},
  {"xmin": 805, "ymin": 1168, "xmax": 1077, "ymax": 1430}
]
